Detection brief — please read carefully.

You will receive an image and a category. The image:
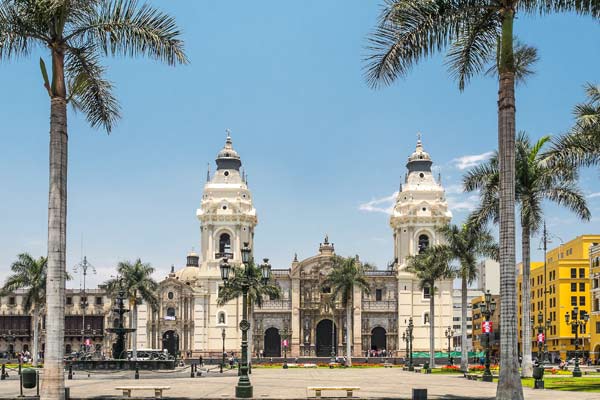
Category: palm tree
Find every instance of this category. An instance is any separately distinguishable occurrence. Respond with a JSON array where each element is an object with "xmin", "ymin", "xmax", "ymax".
[
  {"xmin": 436, "ymin": 223, "xmax": 498, "ymax": 373},
  {"xmin": 464, "ymin": 132, "xmax": 591, "ymax": 376},
  {"xmin": 365, "ymin": 3, "xmax": 598, "ymax": 397},
  {"xmin": 550, "ymin": 83, "xmax": 600, "ymax": 168},
  {"xmin": 0, "ymin": 253, "xmax": 47, "ymax": 367},
  {"xmin": 0, "ymin": 2, "xmax": 186, "ymax": 397},
  {"xmin": 405, "ymin": 246, "xmax": 454, "ymax": 369},
  {"xmin": 217, "ymin": 259, "xmax": 281, "ymax": 362},
  {"xmin": 103, "ymin": 259, "xmax": 159, "ymax": 360},
  {"xmin": 322, "ymin": 256, "xmax": 370, "ymax": 367}
]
